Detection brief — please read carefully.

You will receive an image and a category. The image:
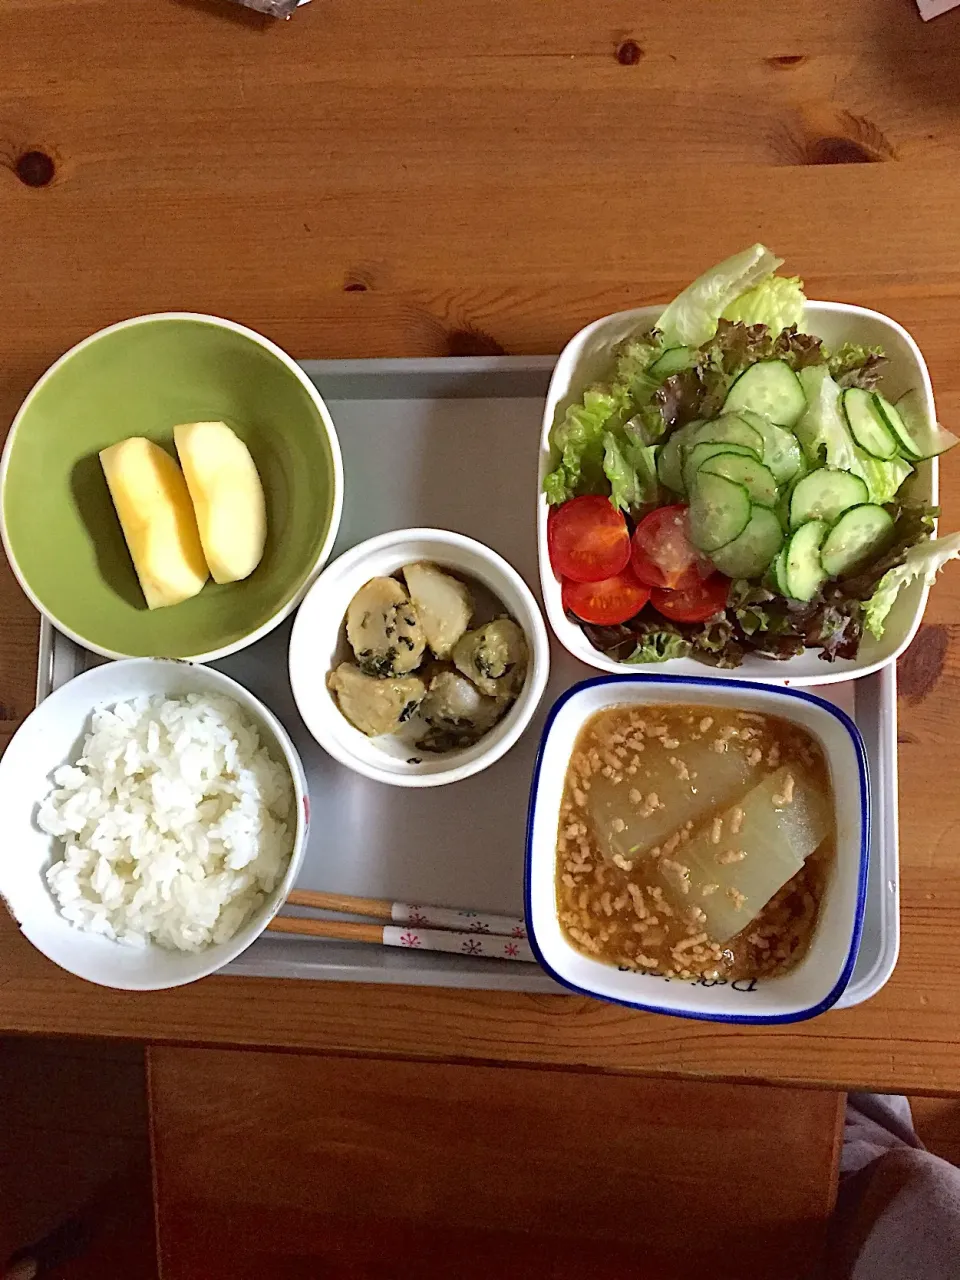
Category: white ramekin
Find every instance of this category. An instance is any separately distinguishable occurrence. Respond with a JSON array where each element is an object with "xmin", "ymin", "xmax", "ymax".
[{"xmin": 289, "ymin": 528, "xmax": 550, "ymax": 788}]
